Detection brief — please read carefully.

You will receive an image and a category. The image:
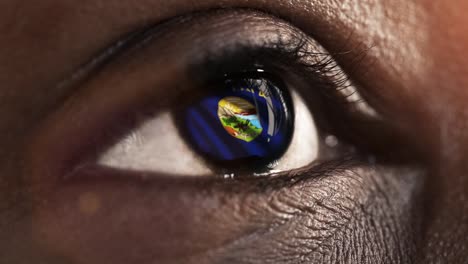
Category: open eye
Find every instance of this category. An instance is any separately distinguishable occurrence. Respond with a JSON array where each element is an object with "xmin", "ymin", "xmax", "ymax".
[
  {"xmin": 85, "ymin": 13, "xmax": 384, "ymax": 179},
  {"xmin": 32, "ymin": 10, "xmax": 397, "ymax": 182},
  {"xmin": 97, "ymin": 72, "xmax": 318, "ymax": 177}
]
